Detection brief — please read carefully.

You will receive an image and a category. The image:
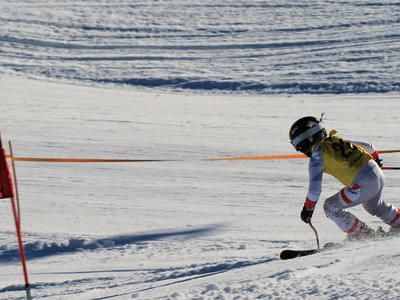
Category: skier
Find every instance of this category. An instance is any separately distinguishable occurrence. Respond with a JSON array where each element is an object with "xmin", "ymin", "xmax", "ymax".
[{"xmin": 289, "ymin": 115, "xmax": 400, "ymax": 239}]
